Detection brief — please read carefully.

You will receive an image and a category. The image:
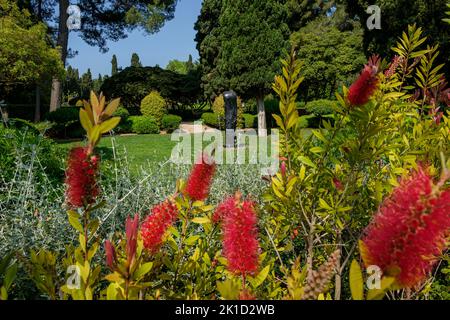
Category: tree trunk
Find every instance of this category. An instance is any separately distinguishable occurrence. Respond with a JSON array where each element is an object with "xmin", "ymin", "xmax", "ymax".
[
  {"xmin": 34, "ymin": 85, "xmax": 41, "ymax": 123},
  {"xmin": 256, "ymin": 94, "xmax": 267, "ymax": 137},
  {"xmin": 49, "ymin": 0, "xmax": 69, "ymax": 112}
]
